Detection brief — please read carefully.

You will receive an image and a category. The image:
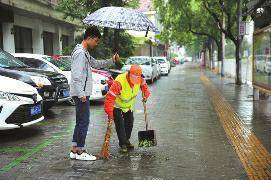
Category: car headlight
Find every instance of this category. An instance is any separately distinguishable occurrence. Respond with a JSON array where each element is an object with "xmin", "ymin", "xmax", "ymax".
[
  {"xmin": 30, "ymin": 76, "xmax": 51, "ymax": 87},
  {"xmin": 93, "ymin": 79, "xmax": 100, "ymax": 85},
  {"xmin": 0, "ymin": 91, "xmax": 20, "ymax": 101}
]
